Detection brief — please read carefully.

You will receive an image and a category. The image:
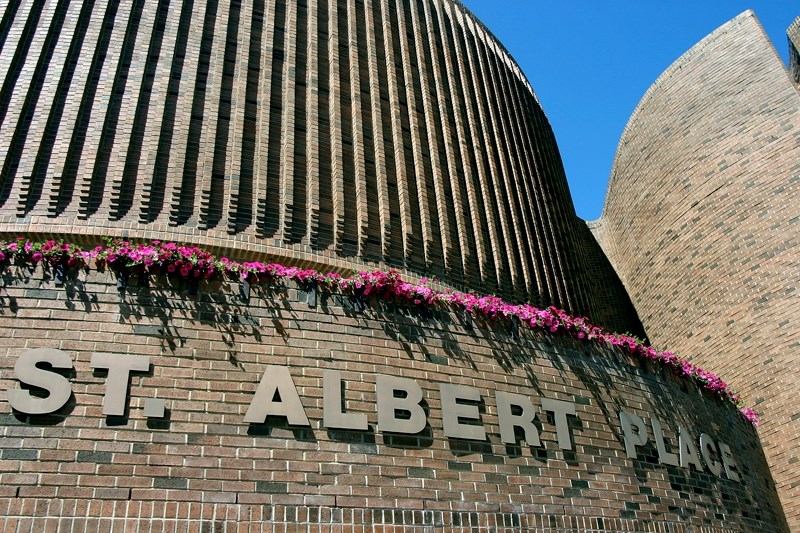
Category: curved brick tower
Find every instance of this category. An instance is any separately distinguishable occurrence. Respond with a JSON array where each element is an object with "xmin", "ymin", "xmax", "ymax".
[
  {"xmin": 0, "ymin": 0, "xmax": 608, "ymax": 317},
  {"xmin": 594, "ymin": 12, "xmax": 800, "ymax": 528}
]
